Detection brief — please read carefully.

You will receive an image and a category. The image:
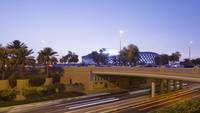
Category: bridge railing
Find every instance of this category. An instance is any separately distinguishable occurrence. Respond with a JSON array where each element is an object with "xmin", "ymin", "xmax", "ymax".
[{"xmin": 93, "ymin": 66, "xmax": 200, "ymax": 76}]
